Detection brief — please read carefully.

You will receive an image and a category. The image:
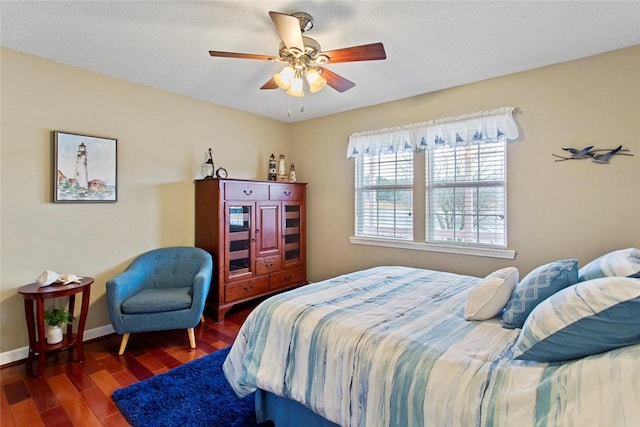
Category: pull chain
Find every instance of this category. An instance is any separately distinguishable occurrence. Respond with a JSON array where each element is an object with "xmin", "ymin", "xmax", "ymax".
[{"xmin": 287, "ymin": 95, "xmax": 305, "ymax": 118}]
